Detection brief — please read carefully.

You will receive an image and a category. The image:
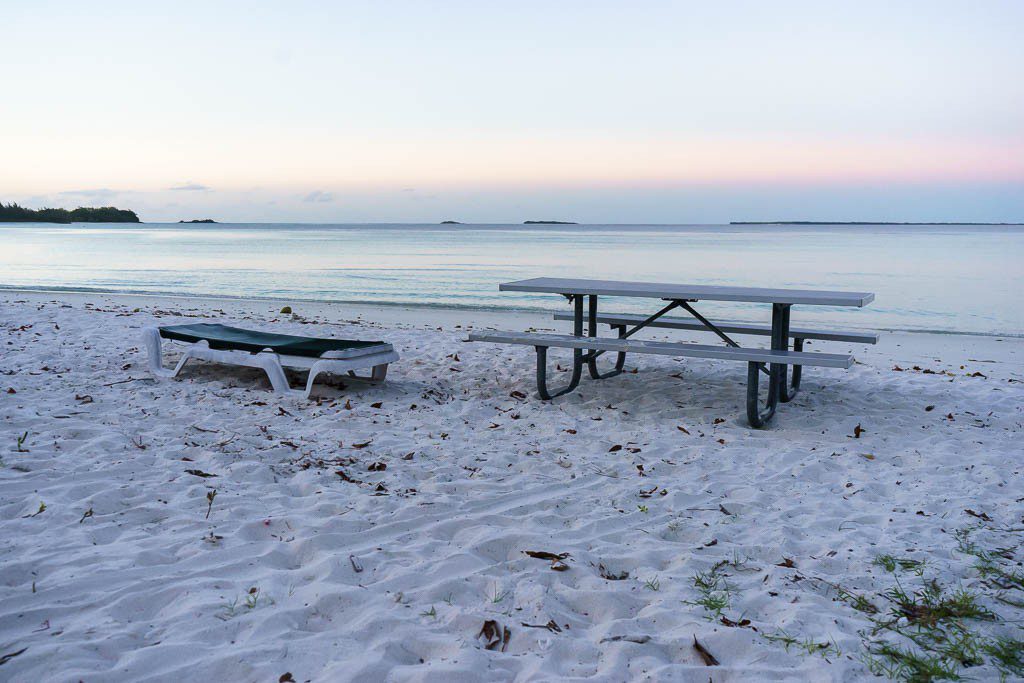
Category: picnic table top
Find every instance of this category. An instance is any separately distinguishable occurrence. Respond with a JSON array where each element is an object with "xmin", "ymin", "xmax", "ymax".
[{"xmin": 499, "ymin": 277, "xmax": 875, "ymax": 307}]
